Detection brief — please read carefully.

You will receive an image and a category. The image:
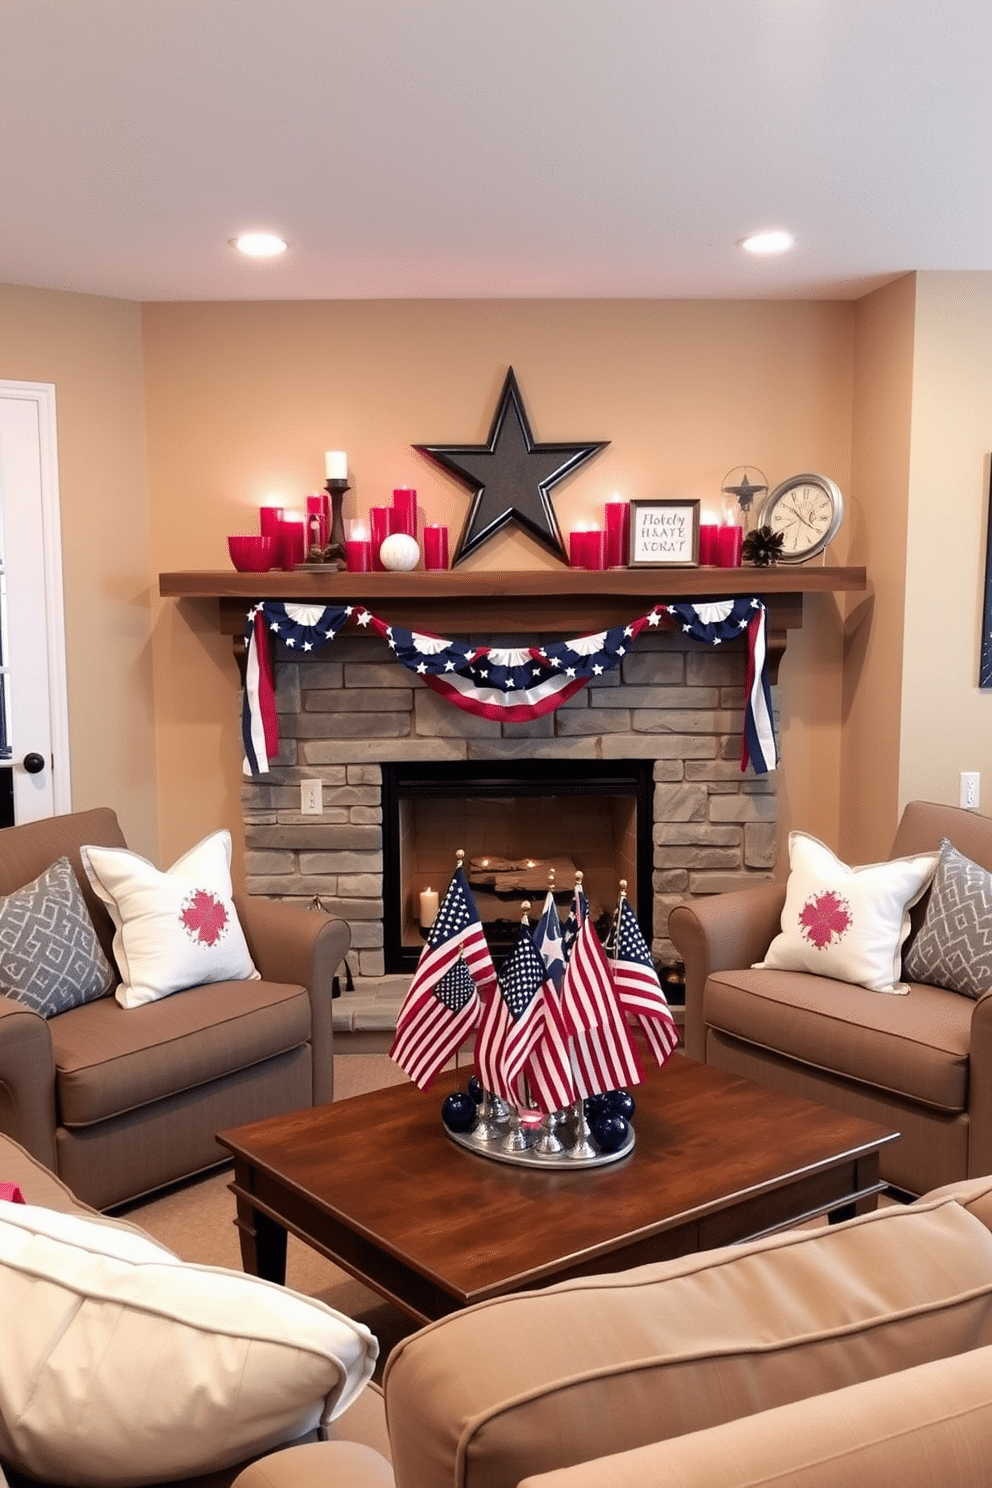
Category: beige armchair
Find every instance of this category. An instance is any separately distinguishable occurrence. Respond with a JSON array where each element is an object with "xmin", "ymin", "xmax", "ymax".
[
  {"xmin": 0, "ymin": 807, "xmax": 349, "ymax": 1209},
  {"xmin": 669, "ymin": 800, "xmax": 992, "ymax": 1197}
]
